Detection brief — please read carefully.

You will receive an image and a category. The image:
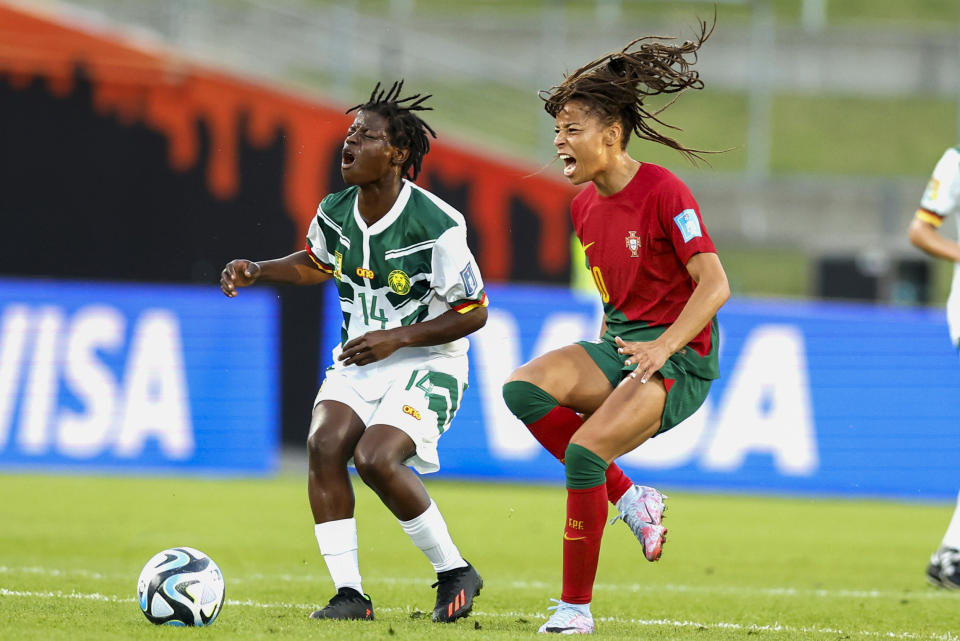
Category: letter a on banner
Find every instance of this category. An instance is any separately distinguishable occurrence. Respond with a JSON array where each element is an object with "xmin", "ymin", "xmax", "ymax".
[
  {"xmin": 115, "ymin": 310, "xmax": 194, "ymax": 459},
  {"xmin": 703, "ymin": 325, "xmax": 818, "ymax": 476}
]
